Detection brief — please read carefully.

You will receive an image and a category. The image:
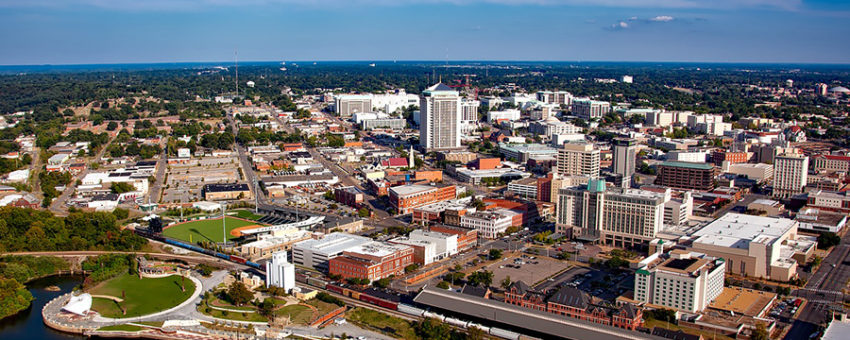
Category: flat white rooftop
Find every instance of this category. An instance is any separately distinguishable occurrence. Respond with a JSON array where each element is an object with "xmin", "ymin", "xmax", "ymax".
[
  {"xmin": 294, "ymin": 233, "xmax": 371, "ymax": 255},
  {"xmin": 389, "ymin": 184, "xmax": 434, "ymax": 197},
  {"xmin": 346, "ymin": 241, "xmax": 410, "ymax": 257},
  {"xmin": 692, "ymin": 213, "xmax": 796, "ymax": 249}
]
